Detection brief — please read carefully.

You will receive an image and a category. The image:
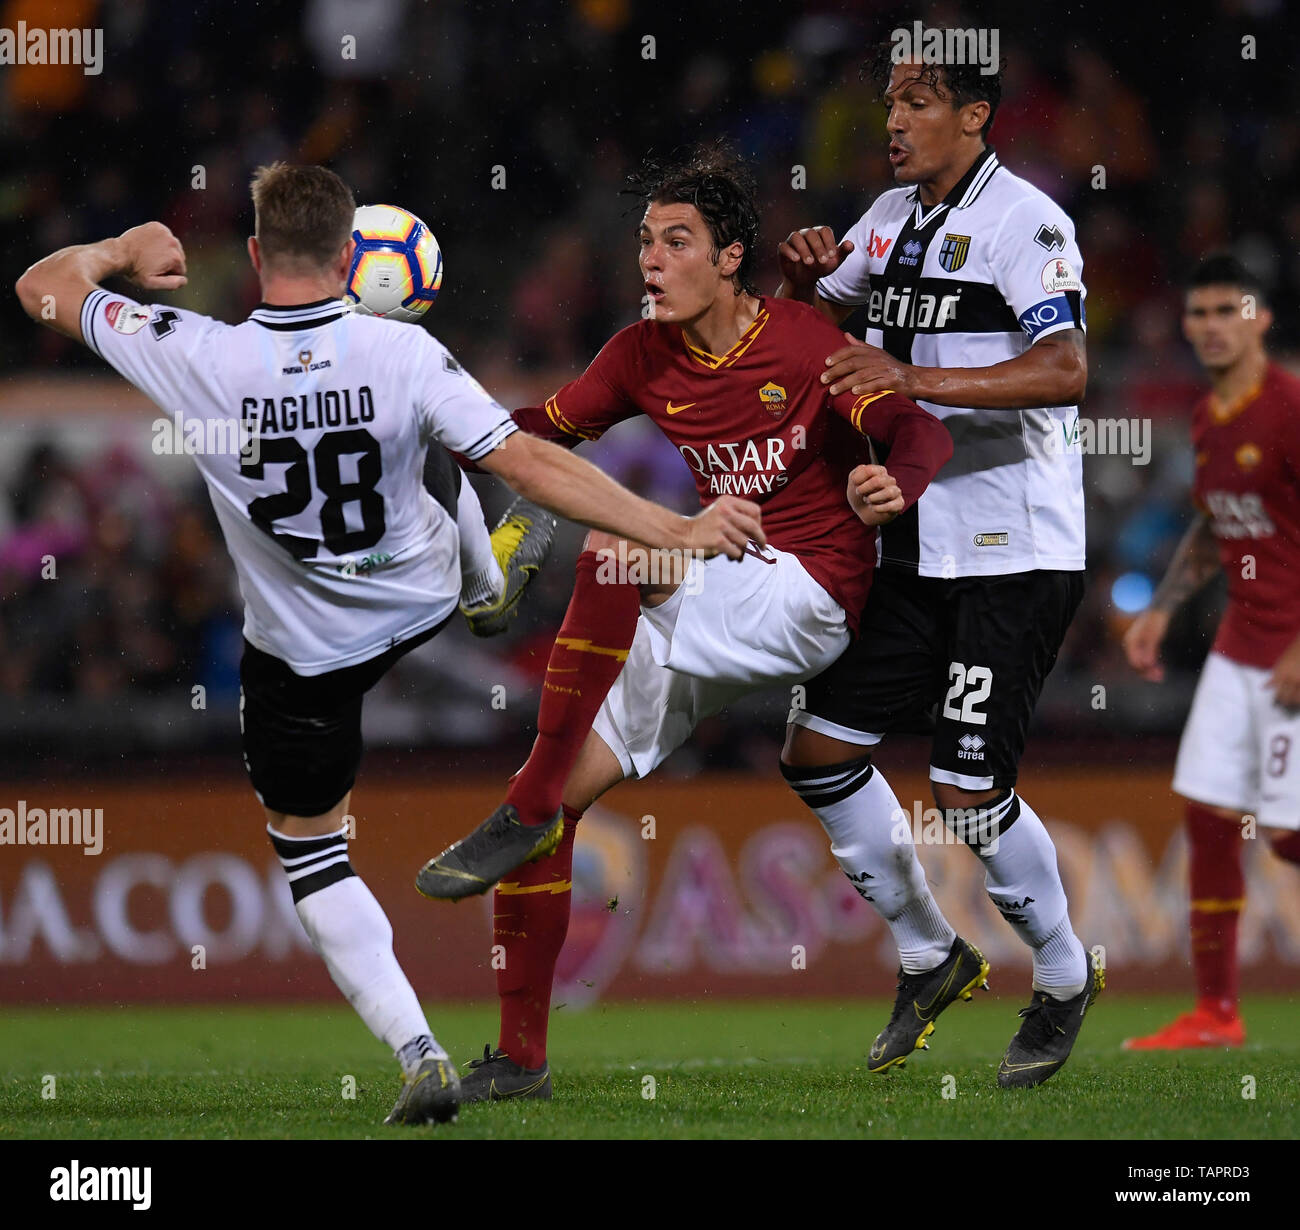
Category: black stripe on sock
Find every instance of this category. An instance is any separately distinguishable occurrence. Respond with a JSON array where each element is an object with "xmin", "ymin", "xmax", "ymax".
[
  {"xmin": 944, "ymin": 789, "xmax": 1021, "ymax": 849},
  {"xmin": 281, "ymin": 847, "xmax": 349, "ymax": 876},
  {"xmin": 268, "ymin": 829, "xmax": 346, "ymax": 861},
  {"xmin": 780, "ymin": 754, "xmax": 874, "ymax": 807},
  {"xmin": 287, "ymin": 859, "xmax": 356, "ymax": 904}
]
